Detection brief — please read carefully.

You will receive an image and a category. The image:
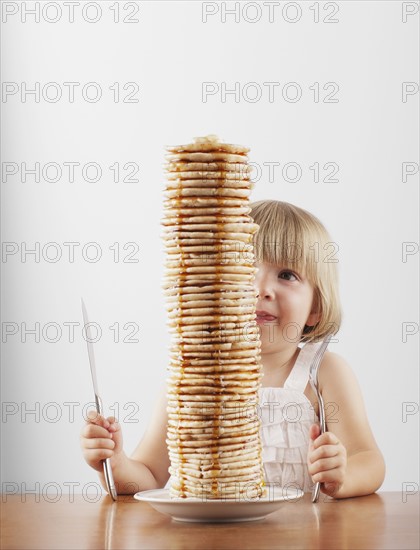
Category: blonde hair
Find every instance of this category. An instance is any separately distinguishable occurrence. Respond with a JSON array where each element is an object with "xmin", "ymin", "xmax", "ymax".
[{"xmin": 250, "ymin": 200, "xmax": 341, "ymax": 343}]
